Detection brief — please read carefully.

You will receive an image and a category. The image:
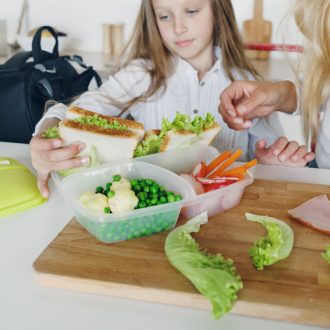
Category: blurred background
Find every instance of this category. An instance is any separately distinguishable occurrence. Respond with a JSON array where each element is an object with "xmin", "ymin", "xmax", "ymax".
[{"xmin": 0, "ymin": 0, "xmax": 300, "ymax": 58}]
